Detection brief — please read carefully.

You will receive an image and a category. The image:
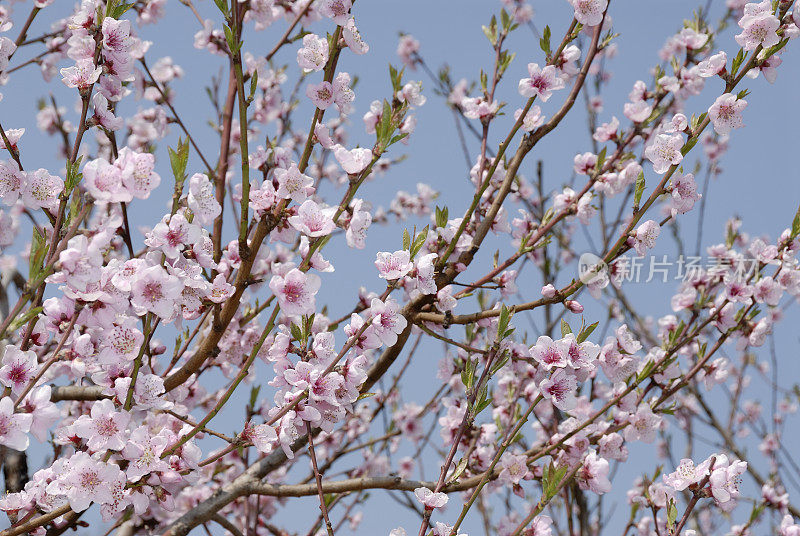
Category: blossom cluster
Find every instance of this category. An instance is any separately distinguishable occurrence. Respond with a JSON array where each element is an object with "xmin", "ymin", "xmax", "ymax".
[{"xmin": 0, "ymin": 0, "xmax": 799, "ymax": 536}]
